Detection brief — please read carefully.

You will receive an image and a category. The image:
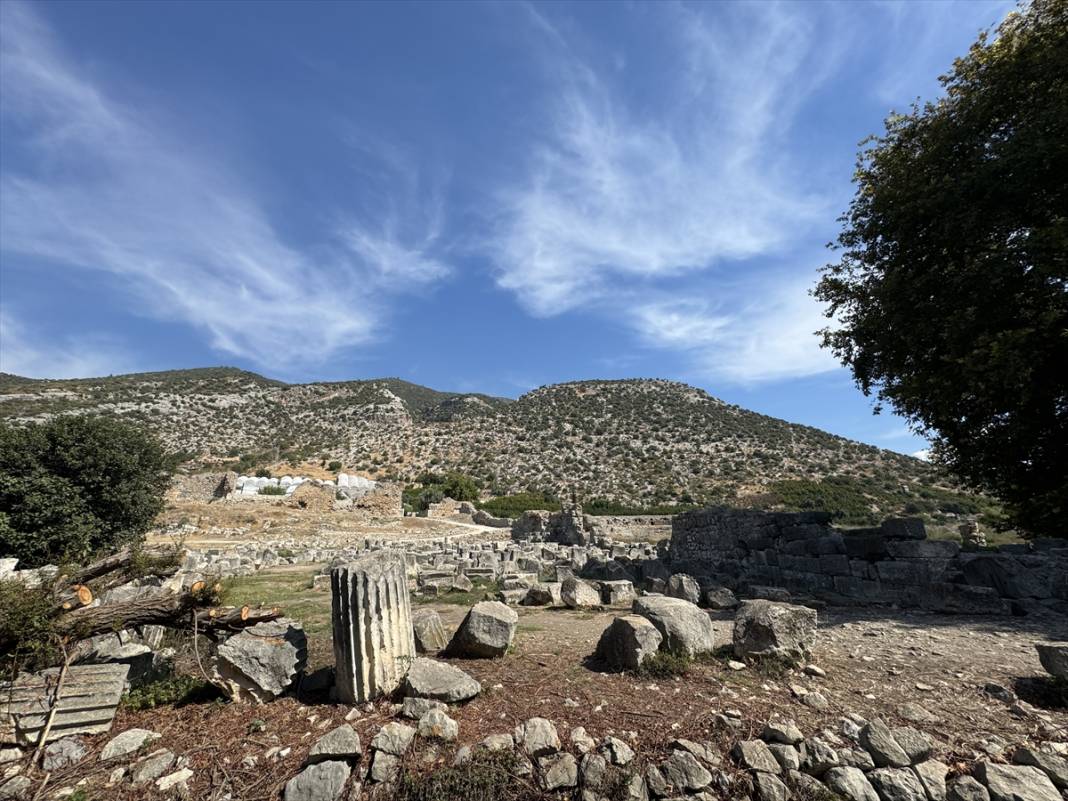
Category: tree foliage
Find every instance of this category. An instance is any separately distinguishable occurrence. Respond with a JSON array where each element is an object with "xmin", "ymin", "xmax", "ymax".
[
  {"xmin": 814, "ymin": 0, "xmax": 1068, "ymax": 536},
  {"xmin": 0, "ymin": 416, "xmax": 170, "ymax": 567}
]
